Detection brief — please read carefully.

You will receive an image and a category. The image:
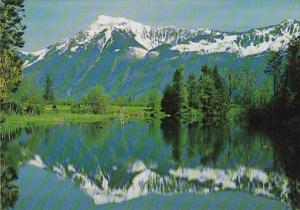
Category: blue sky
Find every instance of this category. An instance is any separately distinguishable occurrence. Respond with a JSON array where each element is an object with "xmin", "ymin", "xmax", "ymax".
[{"xmin": 23, "ymin": 0, "xmax": 300, "ymax": 51}]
